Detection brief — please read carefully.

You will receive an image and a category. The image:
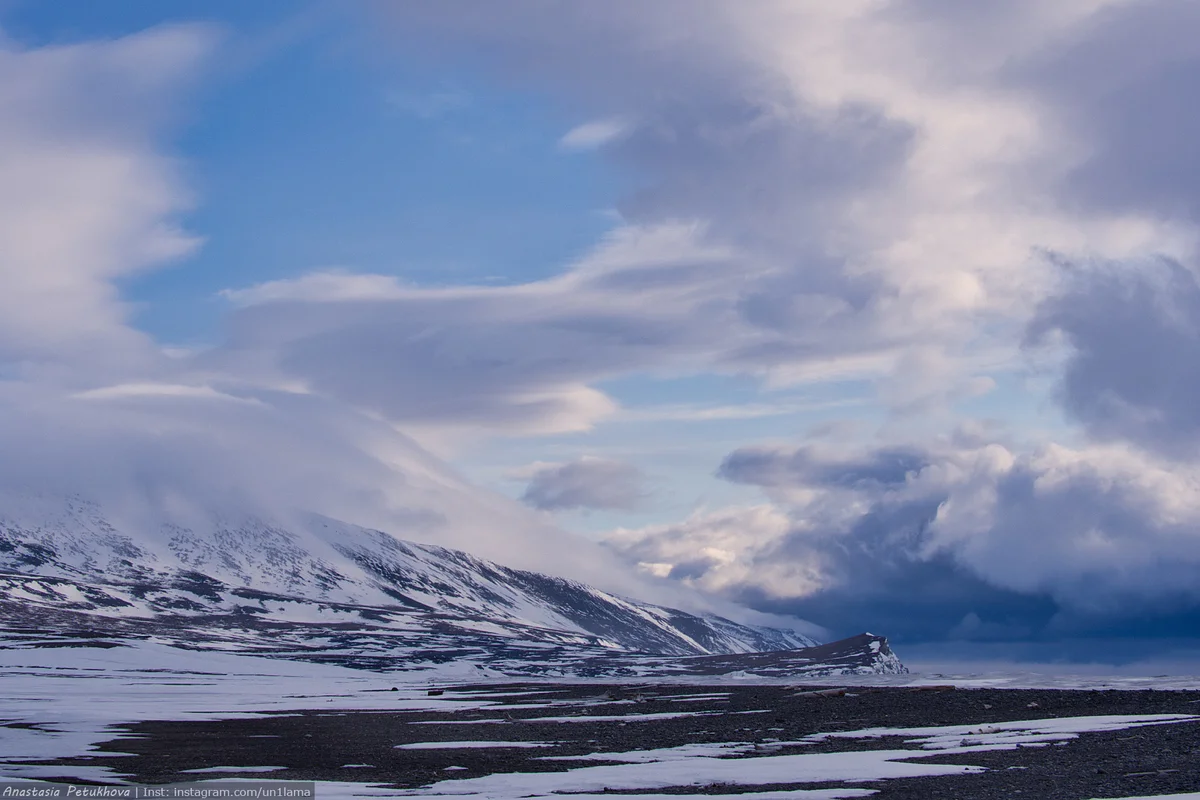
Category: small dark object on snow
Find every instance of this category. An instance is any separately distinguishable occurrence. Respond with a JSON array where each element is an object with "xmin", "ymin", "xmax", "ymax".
[{"xmin": 427, "ymin": 689, "xmax": 445, "ymax": 697}]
